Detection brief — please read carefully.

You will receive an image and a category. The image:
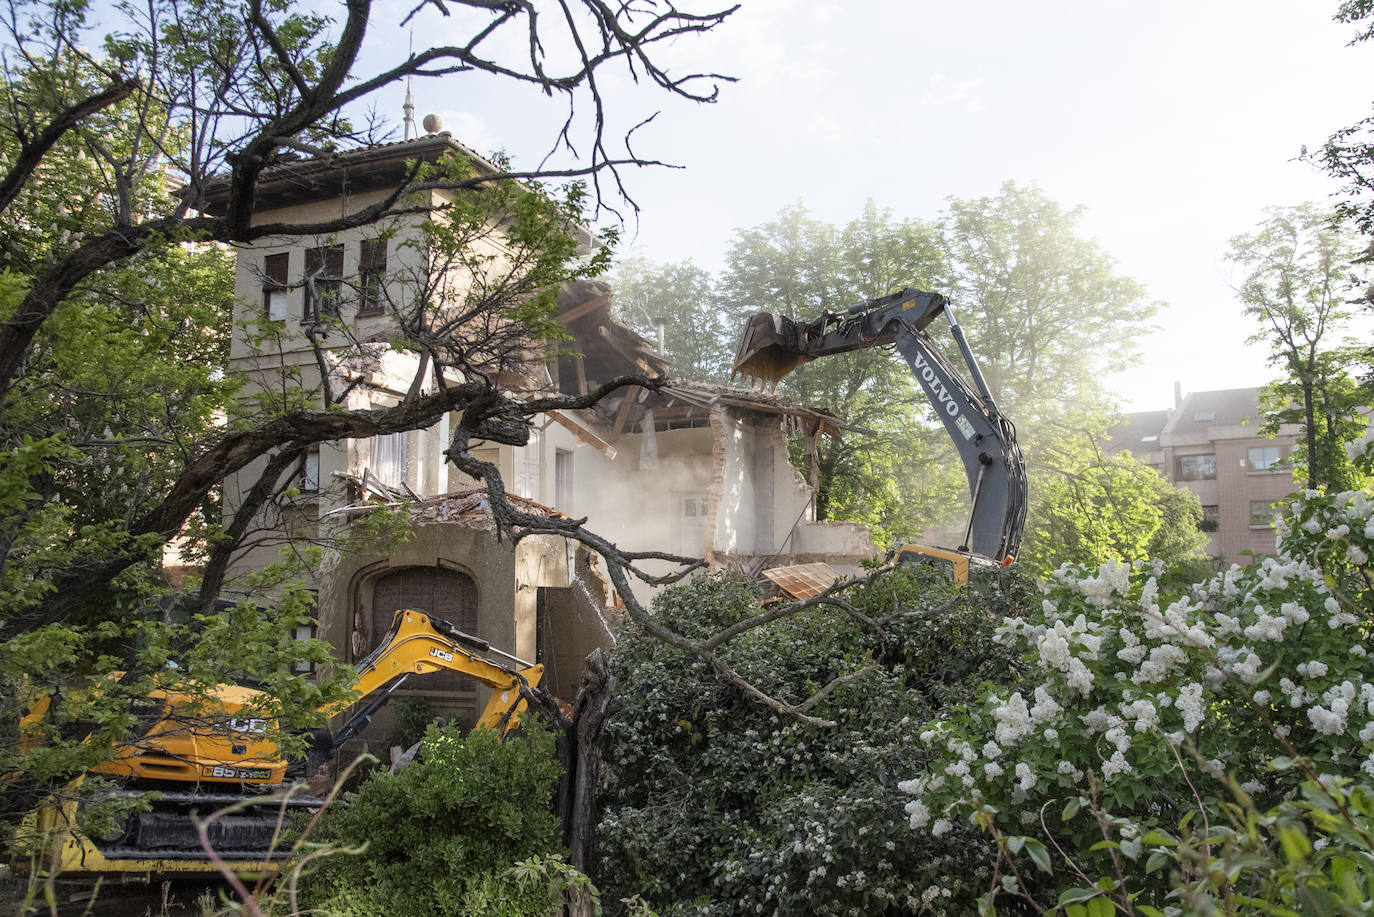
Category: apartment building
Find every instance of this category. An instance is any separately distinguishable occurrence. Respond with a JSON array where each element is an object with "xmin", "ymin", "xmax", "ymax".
[{"xmin": 1107, "ymin": 387, "xmax": 1300, "ymax": 563}]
